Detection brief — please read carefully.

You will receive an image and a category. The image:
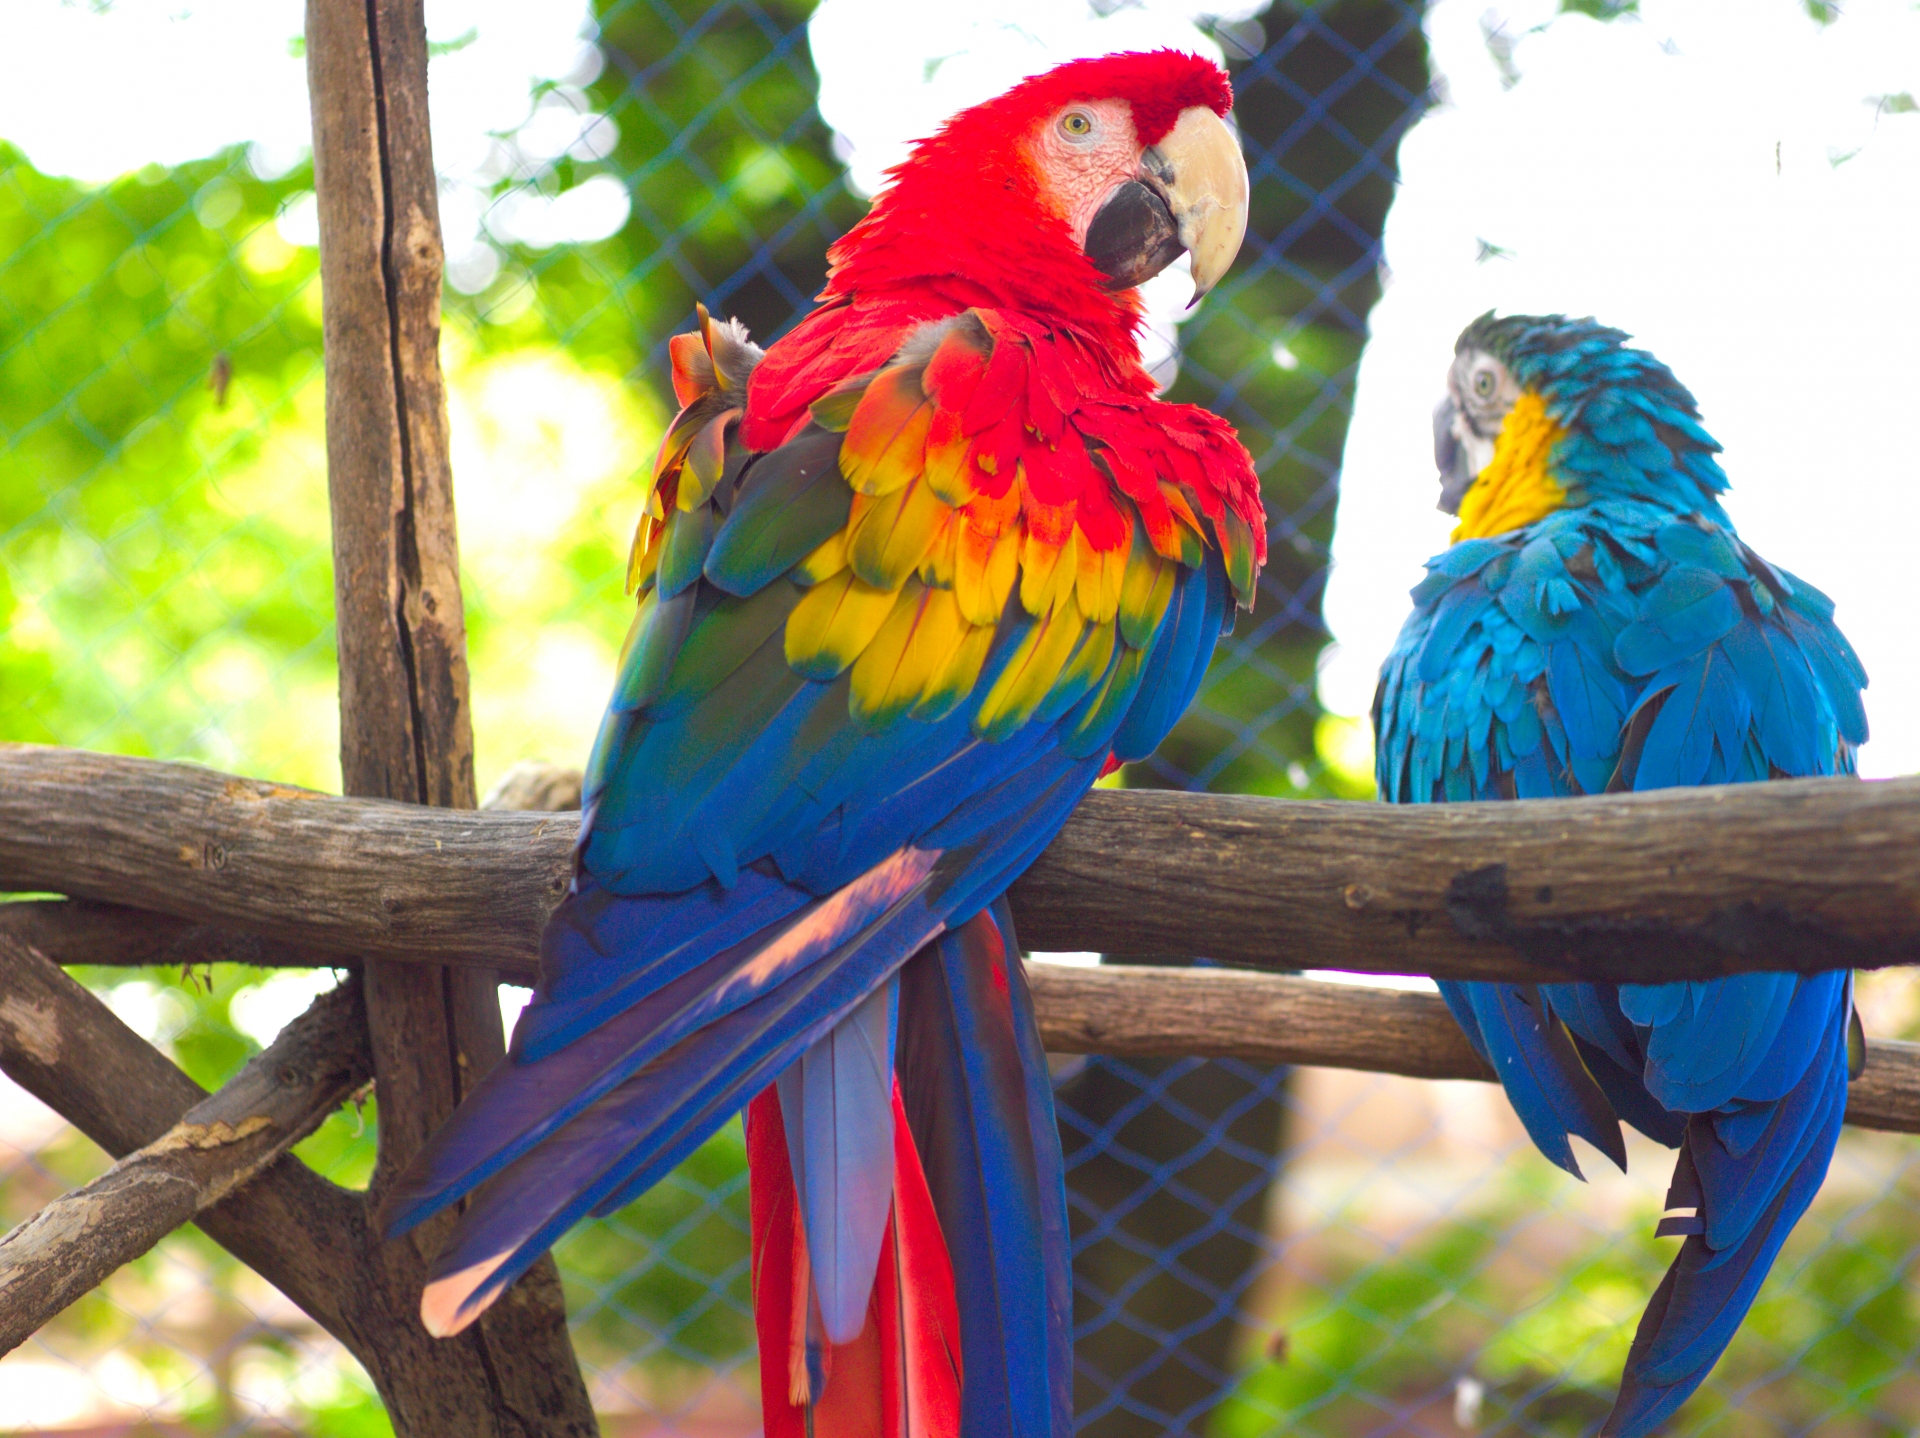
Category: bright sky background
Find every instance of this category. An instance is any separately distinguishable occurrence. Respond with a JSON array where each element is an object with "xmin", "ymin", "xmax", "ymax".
[
  {"xmin": 2, "ymin": 0, "xmax": 1913, "ymax": 777},
  {"xmin": 0, "ymin": 0, "xmax": 622, "ymax": 294},
  {"xmin": 1321, "ymin": 0, "xmax": 1920, "ymax": 780}
]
